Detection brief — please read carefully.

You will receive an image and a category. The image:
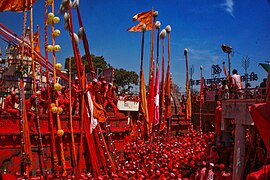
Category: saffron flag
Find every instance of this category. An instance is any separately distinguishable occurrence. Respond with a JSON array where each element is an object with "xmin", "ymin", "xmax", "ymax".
[
  {"xmin": 0, "ymin": 0, "xmax": 37, "ymax": 12},
  {"xmin": 154, "ymin": 63, "xmax": 160, "ymax": 125},
  {"xmin": 186, "ymin": 77, "xmax": 192, "ymax": 120},
  {"xmin": 139, "ymin": 69, "xmax": 149, "ymax": 136},
  {"xmin": 33, "ymin": 28, "xmax": 40, "ymax": 53},
  {"xmin": 128, "ymin": 10, "xmax": 153, "ymax": 32}
]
